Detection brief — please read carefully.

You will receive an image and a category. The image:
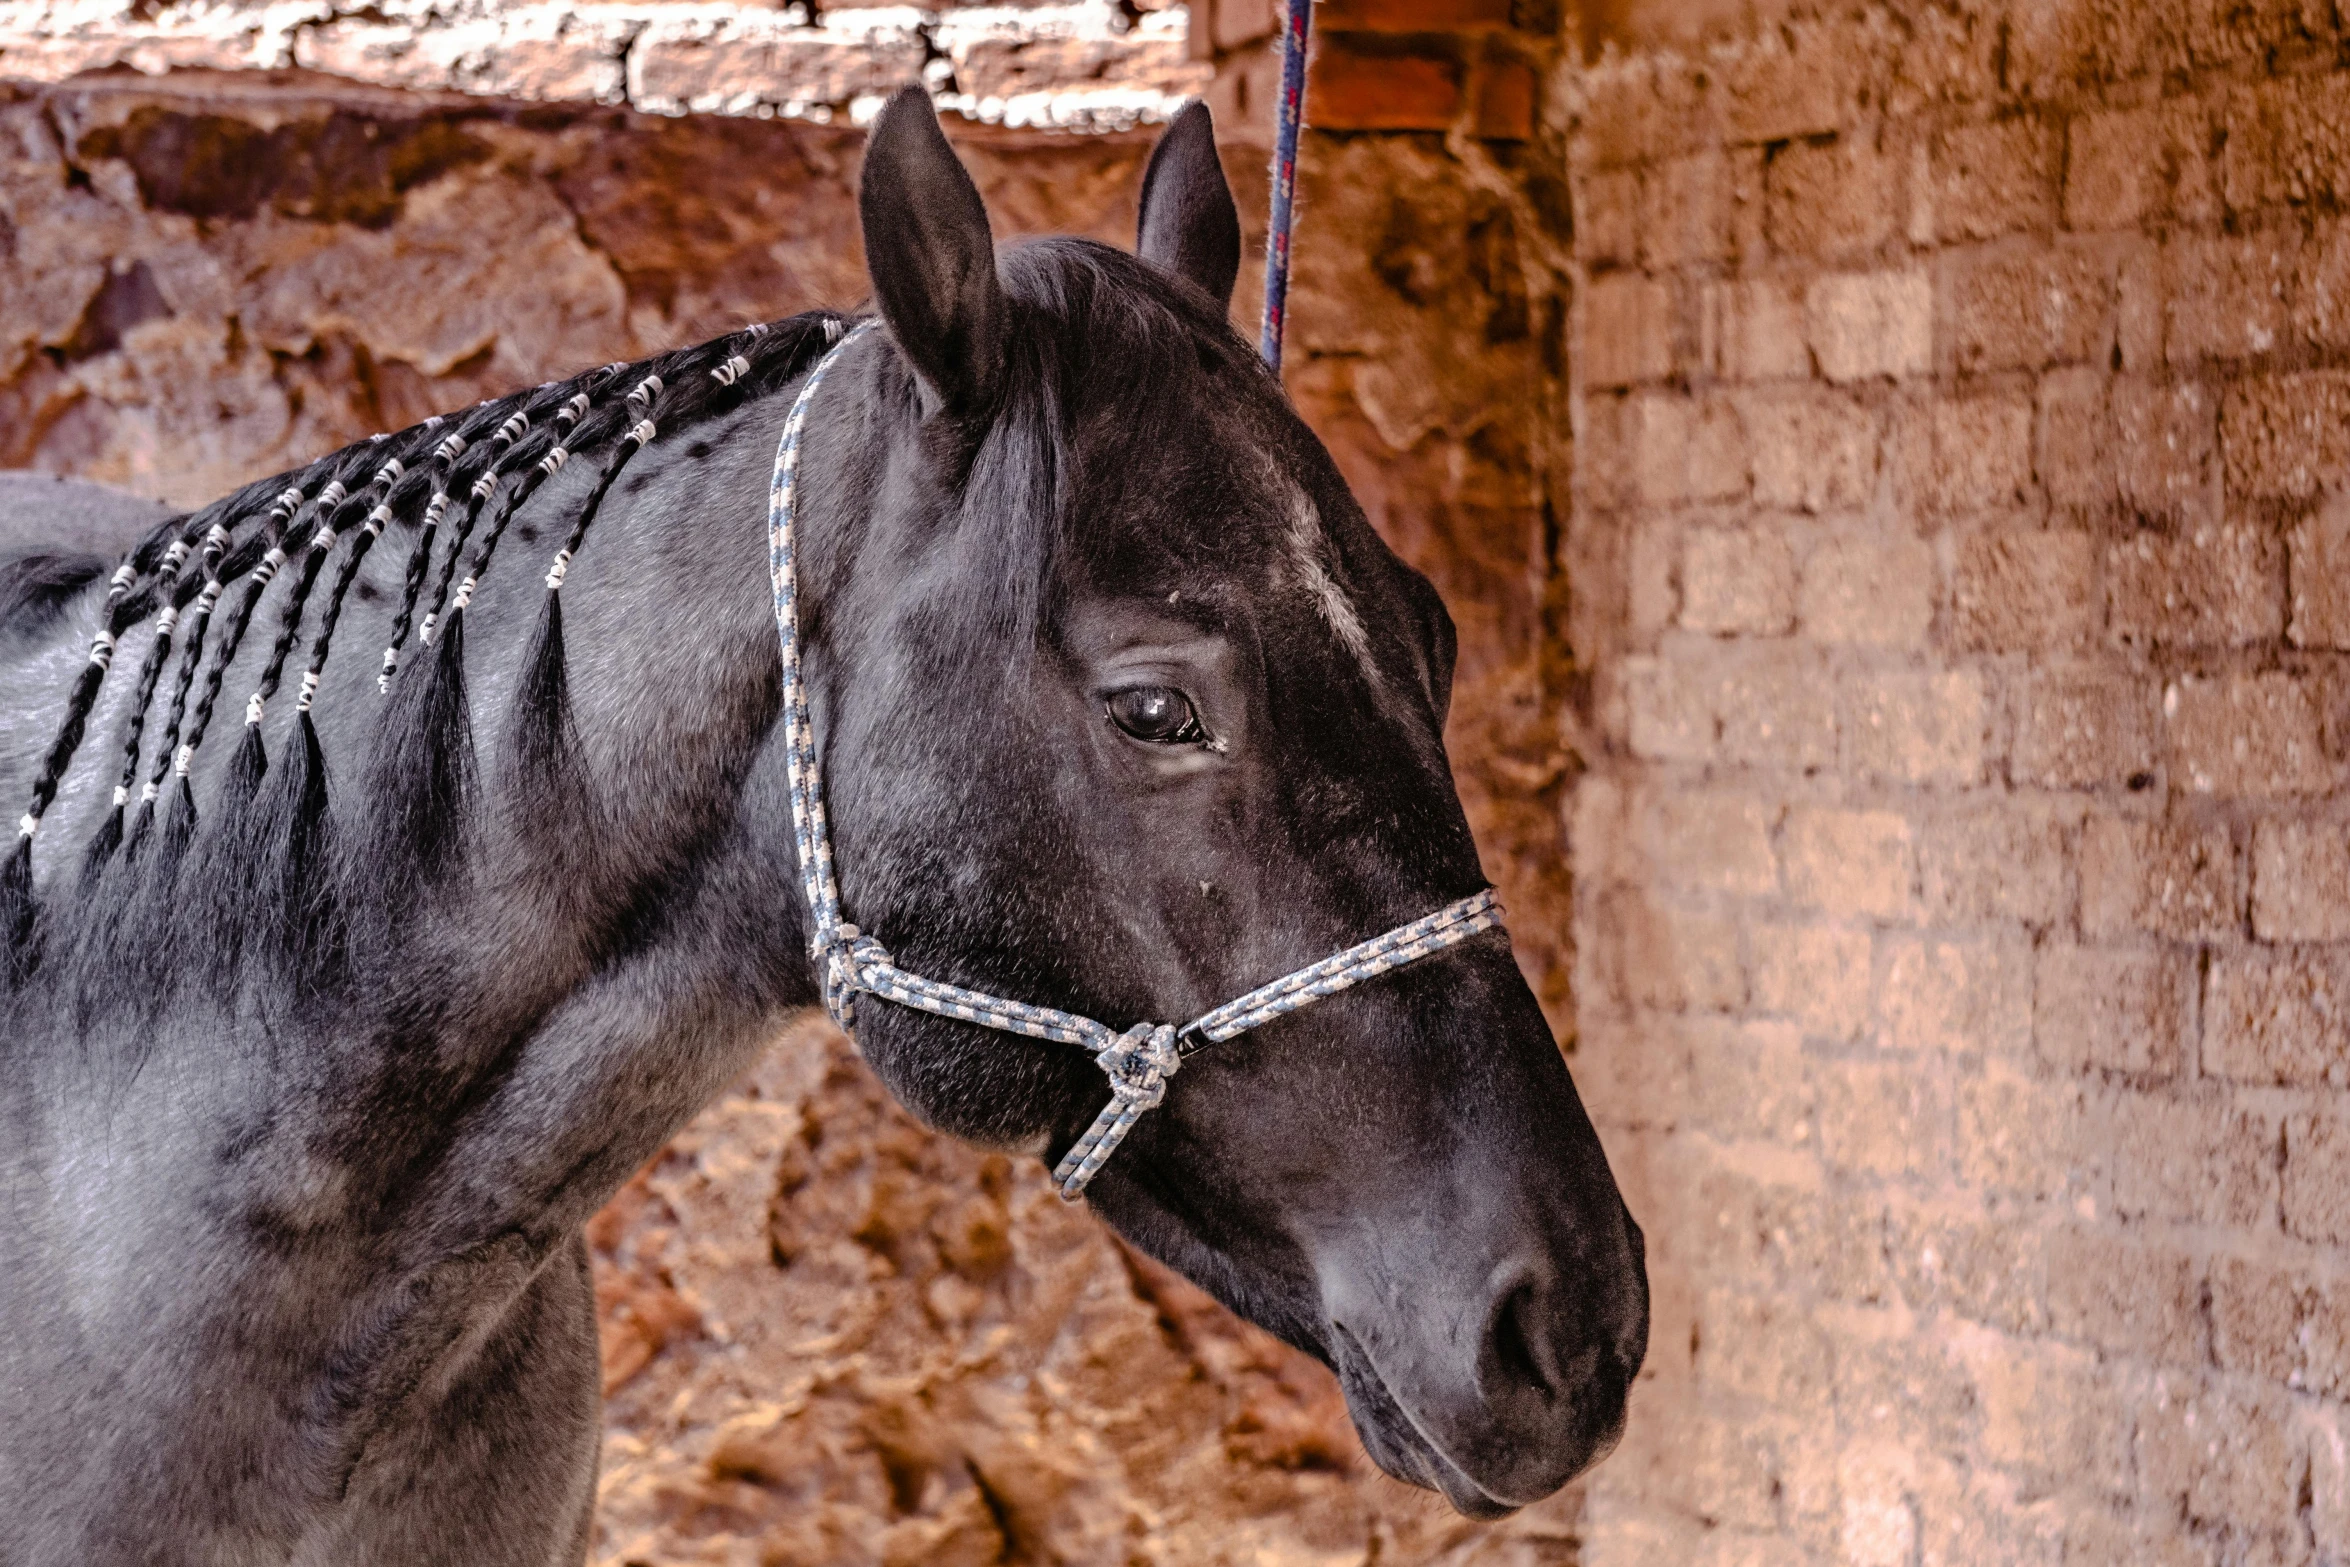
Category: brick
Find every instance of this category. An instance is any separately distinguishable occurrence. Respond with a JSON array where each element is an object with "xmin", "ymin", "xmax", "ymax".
[
  {"xmin": 2108, "ymin": 526, "xmax": 2281, "ymax": 649},
  {"xmin": 1782, "ymin": 807, "xmax": 1914, "ymax": 920},
  {"xmin": 1681, "ymin": 527, "xmax": 1795, "ymax": 635},
  {"xmin": 2048, "ymin": 1227, "xmax": 2202, "ymax": 1367},
  {"xmin": 2309, "ymin": 1398, "xmax": 2350, "ymax": 1557},
  {"xmin": 2222, "ymin": 69, "xmax": 2350, "ymax": 216},
  {"xmin": 1637, "ymin": 789, "xmax": 1779, "ymax": 898},
  {"xmin": 2207, "ymin": 948, "xmax": 2350, "ymax": 1088},
  {"xmin": 1579, "ymin": 168, "xmax": 1641, "ymax": 270},
  {"xmin": 1686, "ymin": 1150, "xmax": 1888, "ymax": 1302},
  {"xmin": 1693, "ymin": 1287, "xmax": 1837, "ymax": 1411},
  {"xmin": 1948, "ymin": 529, "xmax": 2098, "ymax": 653},
  {"xmin": 1744, "ymin": 392, "xmax": 1879, "ymax": 513},
  {"xmin": 1629, "ymin": 643, "xmax": 1838, "ymax": 769},
  {"xmin": 1881, "ymin": 937, "xmax": 2031, "ymax": 1056},
  {"xmin": 1922, "ymin": 394, "xmax": 2033, "ymax": 516},
  {"xmin": 1308, "ymin": 39, "xmax": 1462, "ymax": 132},
  {"xmin": 2290, "ymin": 492, "xmax": 2350, "ymax": 648},
  {"xmin": 2165, "ymin": 674, "xmax": 2332, "ymax": 797},
  {"xmin": 1798, "ymin": 530, "xmax": 1934, "ymax": 646},
  {"xmin": 2079, "ymin": 816, "xmax": 2239, "ymax": 941},
  {"xmin": 2209, "ymin": 1252, "xmax": 2307, "ymax": 1388},
  {"xmin": 1969, "ymin": 1336, "xmax": 2125, "ymax": 1483},
  {"xmin": 1600, "ymin": 888, "xmax": 1744, "ymax": 1014},
  {"xmin": 1319, "ymin": 0, "xmax": 1512, "ymax": 27},
  {"xmin": 2222, "ymin": 370, "xmax": 2350, "ymax": 500},
  {"xmin": 1945, "ymin": 248, "xmax": 2113, "ymax": 374},
  {"xmin": 1702, "ymin": 278, "xmax": 1809, "ymax": 383},
  {"xmin": 1842, "ymin": 669, "xmax": 1987, "ymax": 786},
  {"xmin": 1570, "ymin": 1014, "xmax": 1690, "ymax": 1131},
  {"xmin": 1576, "ymin": 54, "xmax": 1707, "ymax": 169},
  {"xmin": 1684, "ymin": 1019, "xmax": 1815, "ymax": 1146},
  {"xmin": 1473, "ymin": 57, "xmax": 1536, "ymax": 142},
  {"xmin": 2040, "ymin": 371, "xmax": 2114, "ymax": 512},
  {"xmin": 1716, "ymin": 28, "xmax": 1860, "ymax": 144},
  {"xmin": 627, "ymin": 16, "xmax": 924, "ymax": 114},
  {"xmin": 1626, "ymin": 515, "xmax": 1678, "ymax": 638},
  {"xmin": 2065, "ymin": 101, "xmax": 2219, "ymax": 231},
  {"xmin": 2061, "ymin": 1508, "xmax": 2215, "ymax": 1567},
  {"xmin": 1807, "ymin": 271, "xmax": 1932, "ymax": 383},
  {"xmin": 1766, "ymin": 135, "xmax": 1900, "ymax": 259},
  {"xmin": 2287, "ymin": 1109, "xmax": 2350, "ymax": 1245},
  {"xmin": 2005, "ymin": 0, "xmax": 2188, "ymax": 95},
  {"xmin": 2089, "ymin": 1088, "xmax": 2276, "ymax": 1227},
  {"xmin": 2013, "ymin": 670, "xmax": 2161, "ymax": 791},
  {"xmin": 1957, "ymin": 1064, "xmax": 2082, "ymax": 1198},
  {"xmin": 1818, "ymin": 1060, "xmax": 1950, "ymax": 1178},
  {"xmin": 1919, "ymin": 809, "xmax": 2070, "ymax": 930},
  {"xmin": 2137, "ymin": 1377, "xmax": 2302, "ymax": 1531},
  {"xmin": 1584, "ymin": 273, "xmax": 1675, "ymax": 388},
  {"xmin": 2184, "ymin": 0, "xmax": 2337, "ymax": 69},
  {"xmin": 2153, "ymin": 234, "xmax": 2294, "ymax": 364},
  {"xmin": 2033, "ymin": 945, "xmax": 2193, "ymax": 1079},
  {"xmin": 1928, "ymin": 118, "xmax": 2060, "ymax": 241},
  {"xmin": 2309, "ymin": 1277, "xmax": 2350, "ymax": 1400},
  {"xmin": 2253, "ymin": 820, "xmax": 2350, "ymax": 941},
  {"xmin": 2292, "ymin": 219, "xmax": 2350, "ymax": 351},
  {"xmin": 1887, "ymin": 1203, "xmax": 2049, "ymax": 1332},
  {"xmin": 1715, "ymin": 647, "xmax": 1841, "ymax": 769},
  {"xmin": 1750, "ymin": 923, "xmax": 1872, "ymax": 1041},
  {"xmin": 1628, "ymin": 392, "xmax": 1748, "ymax": 509},
  {"xmin": 1640, "ymin": 153, "xmax": 1731, "ymax": 268},
  {"xmin": 2110, "ymin": 378, "xmax": 2218, "ymax": 522}
]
